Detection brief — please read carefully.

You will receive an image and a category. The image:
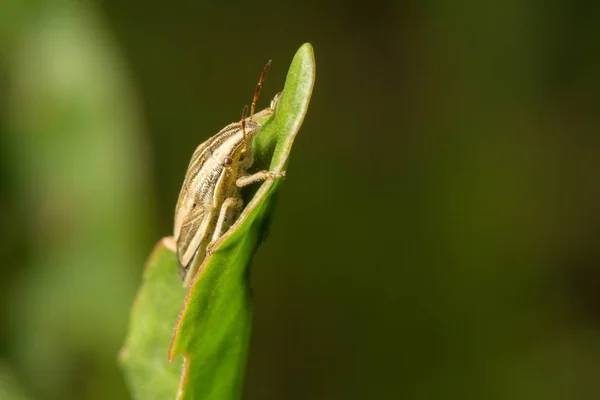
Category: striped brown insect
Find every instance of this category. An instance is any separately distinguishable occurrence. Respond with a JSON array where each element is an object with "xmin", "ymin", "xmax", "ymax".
[{"xmin": 173, "ymin": 61, "xmax": 284, "ymax": 286}]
